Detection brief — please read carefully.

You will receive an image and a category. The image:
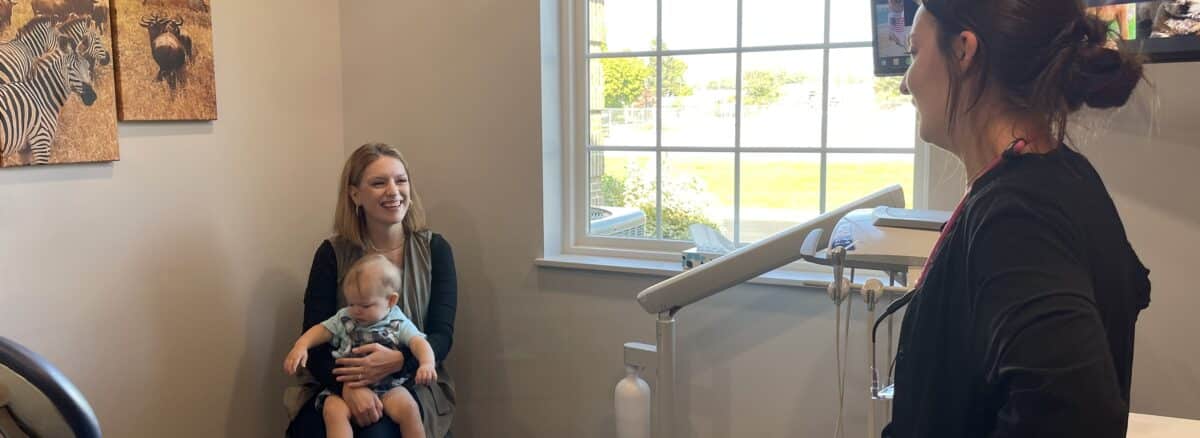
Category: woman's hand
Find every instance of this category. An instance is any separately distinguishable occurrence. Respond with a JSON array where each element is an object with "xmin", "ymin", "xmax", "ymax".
[
  {"xmin": 334, "ymin": 343, "xmax": 406, "ymax": 388},
  {"xmin": 341, "ymin": 385, "xmax": 384, "ymax": 427}
]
